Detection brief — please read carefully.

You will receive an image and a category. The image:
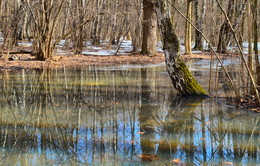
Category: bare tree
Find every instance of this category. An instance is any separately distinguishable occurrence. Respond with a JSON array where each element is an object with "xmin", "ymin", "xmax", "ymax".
[
  {"xmin": 27, "ymin": 0, "xmax": 64, "ymax": 60},
  {"xmin": 2, "ymin": 0, "xmax": 25, "ymax": 50}
]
